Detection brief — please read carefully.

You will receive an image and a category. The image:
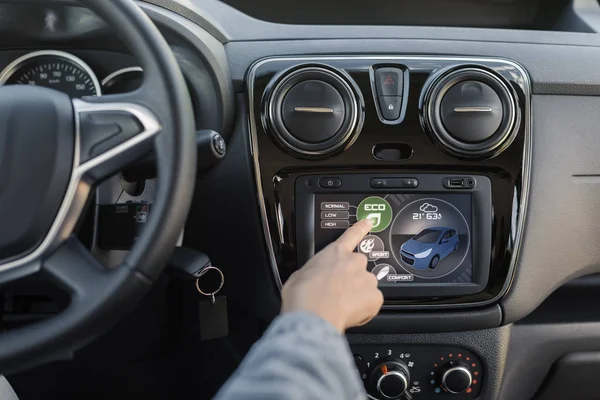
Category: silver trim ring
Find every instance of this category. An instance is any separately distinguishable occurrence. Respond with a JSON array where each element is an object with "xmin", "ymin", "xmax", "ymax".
[
  {"xmin": 441, "ymin": 366, "xmax": 473, "ymax": 394},
  {"xmin": 195, "ymin": 266, "xmax": 225, "ymax": 296},
  {"xmin": 0, "ymin": 99, "xmax": 162, "ymax": 274},
  {"xmin": 264, "ymin": 66, "xmax": 361, "ymax": 157},
  {"xmin": 102, "ymin": 66, "xmax": 144, "ymax": 88},
  {"xmin": 0, "ymin": 50, "xmax": 102, "ymax": 96},
  {"xmin": 247, "ymin": 56, "xmax": 532, "ymax": 311},
  {"xmin": 376, "ymin": 370, "xmax": 408, "ymax": 399},
  {"xmin": 424, "ymin": 67, "xmax": 518, "ymax": 158}
]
